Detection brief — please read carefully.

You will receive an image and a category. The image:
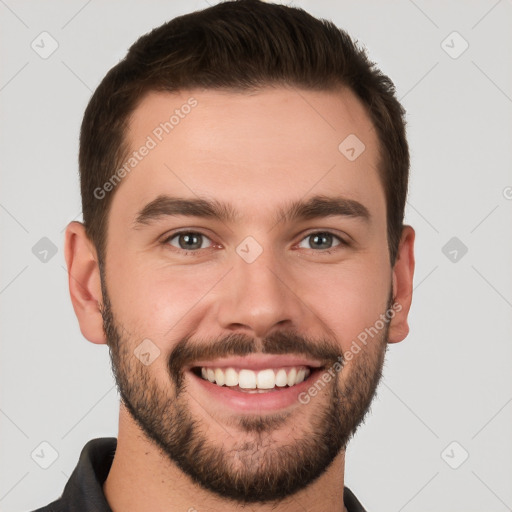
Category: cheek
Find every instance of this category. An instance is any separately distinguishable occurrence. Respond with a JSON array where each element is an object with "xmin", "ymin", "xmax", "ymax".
[
  {"xmin": 108, "ymin": 254, "xmax": 226, "ymax": 335},
  {"xmin": 295, "ymin": 257, "xmax": 390, "ymax": 352}
]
